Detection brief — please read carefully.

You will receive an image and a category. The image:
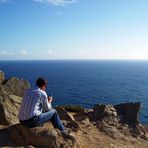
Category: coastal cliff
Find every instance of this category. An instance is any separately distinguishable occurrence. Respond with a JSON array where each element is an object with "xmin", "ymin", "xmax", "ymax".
[{"xmin": 0, "ymin": 70, "xmax": 148, "ymax": 148}]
